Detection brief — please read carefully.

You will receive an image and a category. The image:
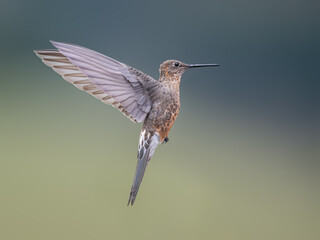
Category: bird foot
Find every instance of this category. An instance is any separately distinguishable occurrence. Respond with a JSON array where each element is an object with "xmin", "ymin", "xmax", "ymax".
[{"xmin": 163, "ymin": 137, "xmax": 169, "ymax": 144}]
